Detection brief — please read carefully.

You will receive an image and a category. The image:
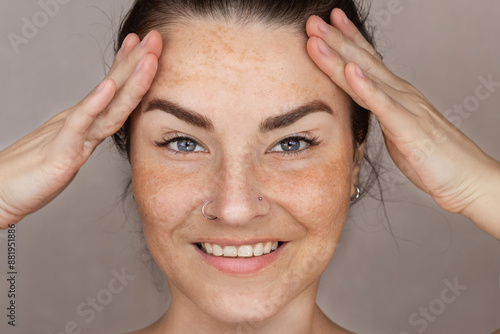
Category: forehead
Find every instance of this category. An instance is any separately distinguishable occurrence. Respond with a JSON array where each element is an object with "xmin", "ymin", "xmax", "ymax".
[{"xmin": 145, "ymin": 19, "xmax": 348, "ymax": 116}]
